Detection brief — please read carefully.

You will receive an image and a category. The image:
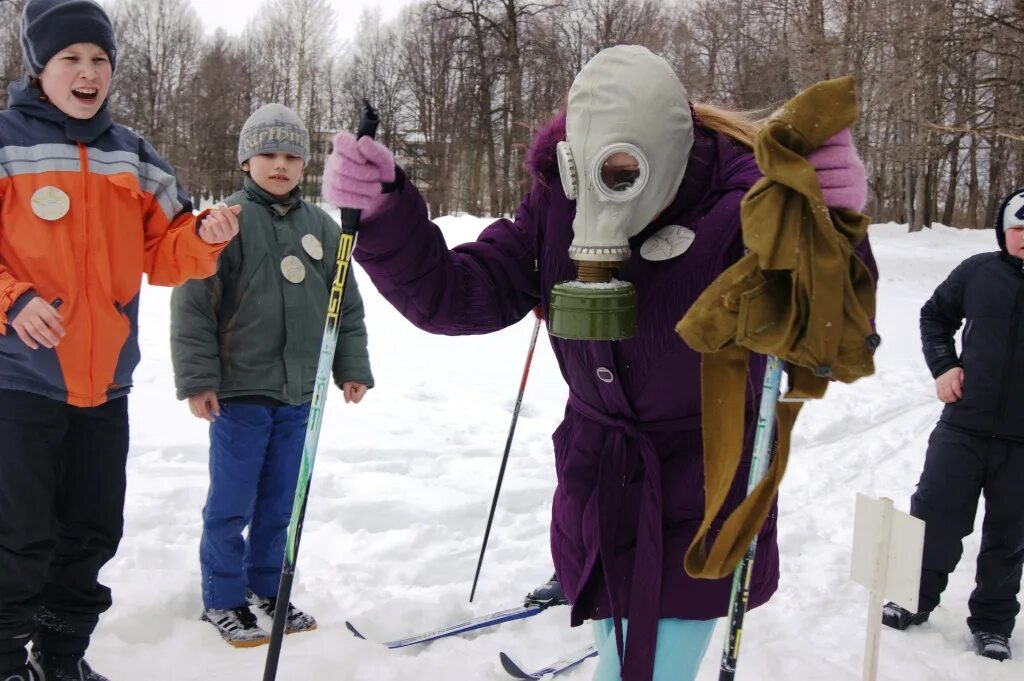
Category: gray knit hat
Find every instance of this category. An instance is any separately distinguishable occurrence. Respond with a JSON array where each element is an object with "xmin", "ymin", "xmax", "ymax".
[{"xmin": 237, "ymin": 103, "xmax": 310, "ymax": 166}]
